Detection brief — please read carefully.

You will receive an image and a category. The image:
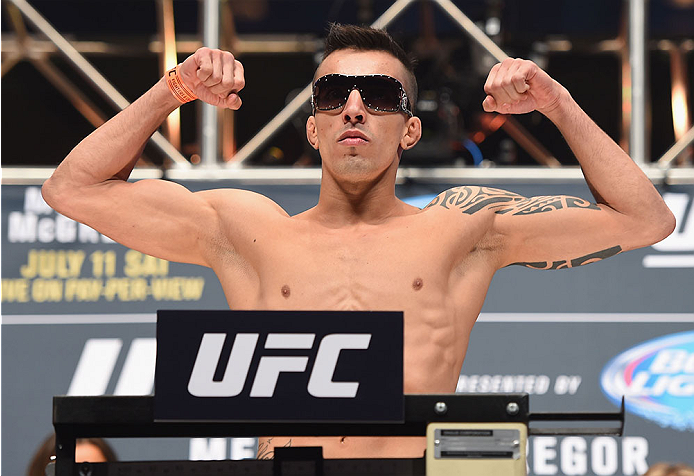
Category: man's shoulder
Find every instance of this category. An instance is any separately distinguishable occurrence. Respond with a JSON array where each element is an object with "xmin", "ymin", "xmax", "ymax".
[{"xmin": 196, "ymin": 188, "xmax": 290, "ymax": 218}]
